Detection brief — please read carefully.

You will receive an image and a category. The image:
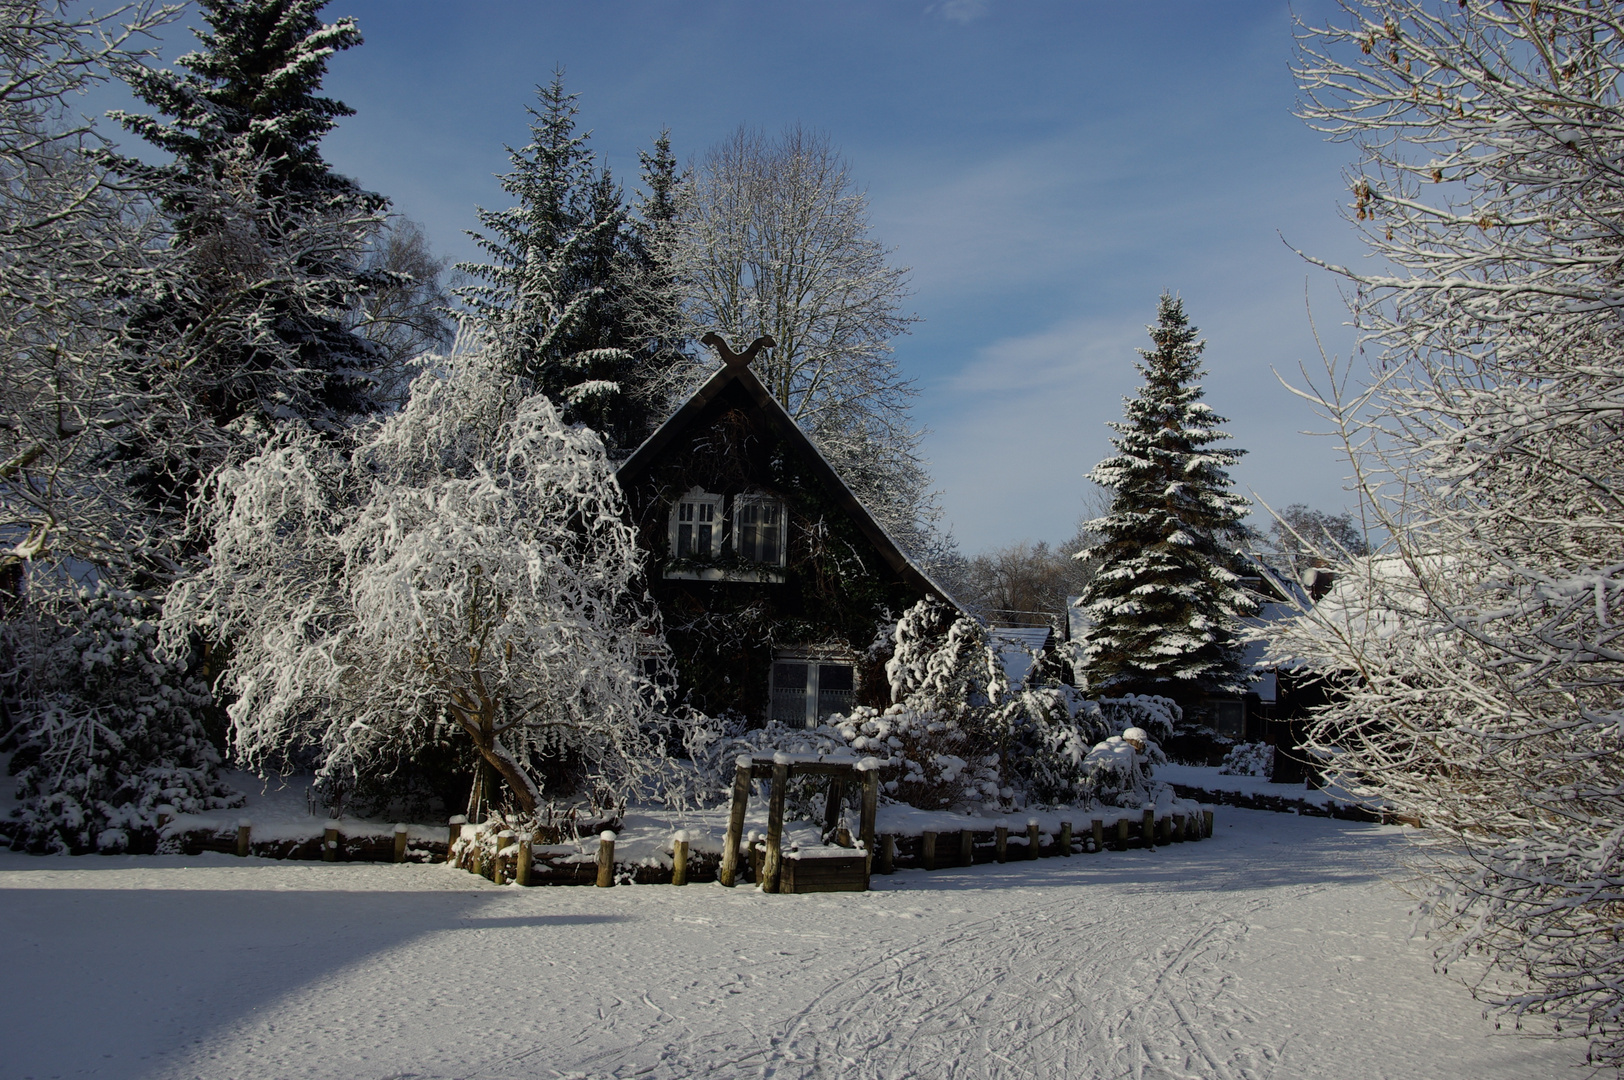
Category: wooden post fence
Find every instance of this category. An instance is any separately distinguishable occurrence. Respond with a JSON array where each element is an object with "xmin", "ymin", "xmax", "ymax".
[
  {"xmin": 995, "ymin": 825, "xmax": 1009, "ymax": 863},
  {"xmin": 392, "ymin": 823, "xmax": 408, "ymax": 863},
  {"xmin": 1026, "ymin": 819, "xmax": 1040, "ymax": 860},
  {"xmin": 720, "ymin": 756, "xmax": 753, "ymax": 888},
  {"xmin": 236, "ymin": 819, "xmax": 251, "ymax": 858},
  {"xmin": 1059, "ymin": 821, "xmax": 1072, "ymax": 857},
  {"xmin": 762, "ymin": 755, "xmax": 790, "ymax": 893},
  {"xmin": 1142, "ymin": 808, "xmax": 1156, "ymax": 850},
  {"xmin": 323, "ymin": 825, "xmax": 340, "ymax": 863},
  {"xmin": 516, "ymin": 832, "xmax": 532, "ymax": 886},
  {"xmin": 672, "ymin": 830, "xmax": 690, "ymax": 886},
  {"xmin": 1092, "ymin": 819, "xmax": 1105, "ymax": 854},
  {"xmin": 959, "ymin": 828, "xmax": 974, "ymax": 867},
  {"xmin": 596, "ymin": 831, "xmax": 616, "ymax": 887},
  {"xmin": 879, "ymin": 834, "xmax": 895, "ymax": 874}
]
